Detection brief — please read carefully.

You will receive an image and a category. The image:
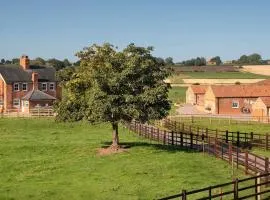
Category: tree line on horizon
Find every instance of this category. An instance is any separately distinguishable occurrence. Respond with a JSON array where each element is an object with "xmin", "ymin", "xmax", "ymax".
[
  {"xmin": 176, "ymin": 53, "xmax": 269, "ymax": 66},
  {"xmin": 0, "ymin": 57, "xmax": 81, "ymax": 71}
]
